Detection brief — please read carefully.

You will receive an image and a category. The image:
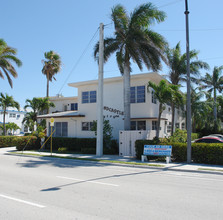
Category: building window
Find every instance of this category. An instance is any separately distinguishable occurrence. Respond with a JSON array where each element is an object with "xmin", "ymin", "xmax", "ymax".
[
  {"xmin": 24, "ymin": 127, "xmax": 28, "ymax": 132},
  {"xmin": 151, "ymin": 90, "xmax": 157, "ymax": 104},
  {"xmin": 52, "ymin": 122, "xmax": 68, "ymax": 137},
  {"xmin": 82, "ymin": 91, "xmax": 96, "ymax": 104},
  {"xmin": 17, "ymin": 114, "xmax": 20, "ymax": 119},
  {"xmin": 130, "ymin": 86, "xmax": 145, "ymax": 103},
  {"xmin": 71, "ymin": 103, "xmax": 78, "ymax": 110},
  {"xmin": 167, "ymin": 122, "xmax": 172, "ymax": 133},
  {"xmin": 131, "ymin": 121, "xmax": 146, "ymax": 130},
  {"xmin": 175, "ymin": 123, "xmax": 179, "ymax": 129},
  {"xmin": 181, "ymin": 122, "xmax": 185, "ymax": 130},
  {"xmin": 152, "ymin": 121, "xmax": 157, "ymax": 130},
  {"xmin": 82, "ymin": 122, "xmax": 93, "ymax": 131},
  {"xmin": 9, "ymin": 113, "xmax": 16, "ymax": 118}
]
